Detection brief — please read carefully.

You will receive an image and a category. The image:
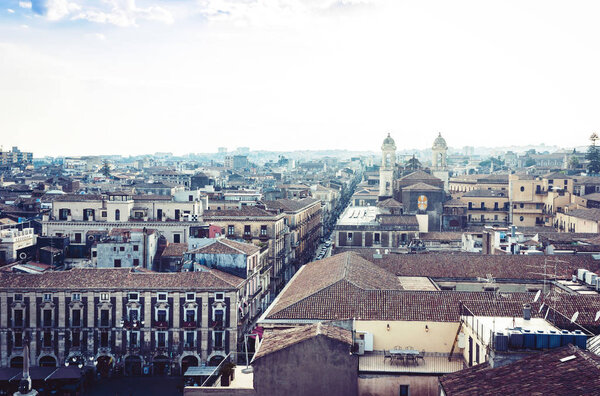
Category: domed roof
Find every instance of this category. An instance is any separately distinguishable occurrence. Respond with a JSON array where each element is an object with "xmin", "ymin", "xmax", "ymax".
[
  {"xmin": 432, "ymin": 132, "xmax": 447, "ymax": 149},
  {"xmin": 382, "ymin": 133, "xmax": 396, "ymax": 149}
]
